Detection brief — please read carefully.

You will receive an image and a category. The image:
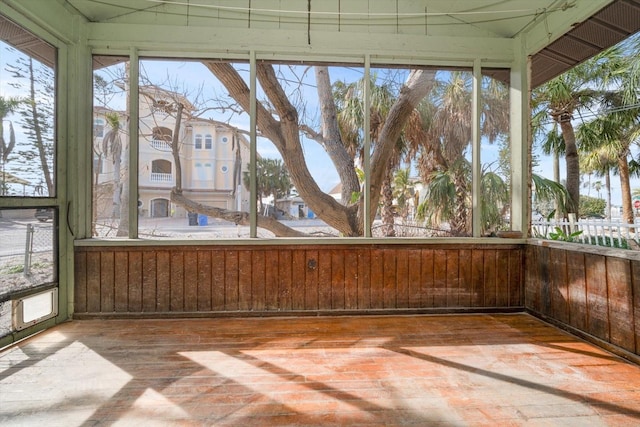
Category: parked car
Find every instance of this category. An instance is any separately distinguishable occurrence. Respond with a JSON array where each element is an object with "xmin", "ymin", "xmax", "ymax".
[{"xmin": 34, "ymin": 208, "xmax": 54, "ymax": 222}]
